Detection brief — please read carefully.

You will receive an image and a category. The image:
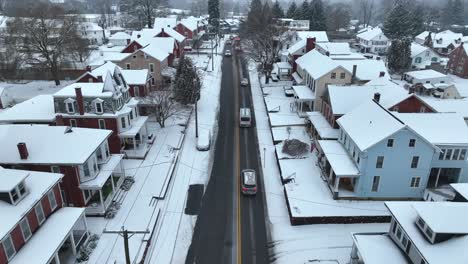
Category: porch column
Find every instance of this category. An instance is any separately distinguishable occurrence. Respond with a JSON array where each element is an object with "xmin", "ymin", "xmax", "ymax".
[
  {"xmin": 99, "ymin": 190, "xmax": 105, "ymax": 213},
  {"xmin": 69, "ymin": 232, "xmax": 77, "ymax": 255},
  {"xmin": 110, "ymin": 174, "xmax": 115, "ymax": 191},
  {"xmin": 54, "ymin": 253, "xmax": 61, "ymax": 264},
  {"xmin": 133, "ymin": 136, "xmax": 137, "ymax": 152},
  {"xmin": 435, "ymin": 168, "xmax": 442, "ymax": 187},
  {"xmin": 334, "ymin": 176, "xmax": 340, "ymax": 191},
  {"xmin": 328, "ymin": 166, "xmax": 333, "ymax": 181}
]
